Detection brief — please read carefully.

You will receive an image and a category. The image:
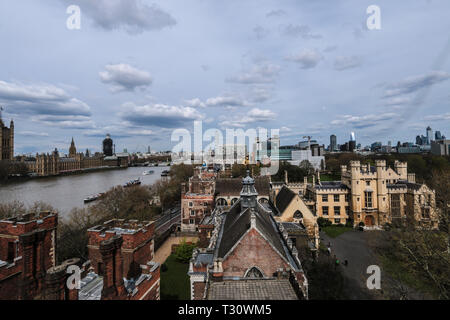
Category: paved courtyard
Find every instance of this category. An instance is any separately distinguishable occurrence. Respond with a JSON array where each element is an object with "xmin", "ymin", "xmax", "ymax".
[{"xmin": 320, "ymin": 230, "xmax": 383, "ymax": 299}]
